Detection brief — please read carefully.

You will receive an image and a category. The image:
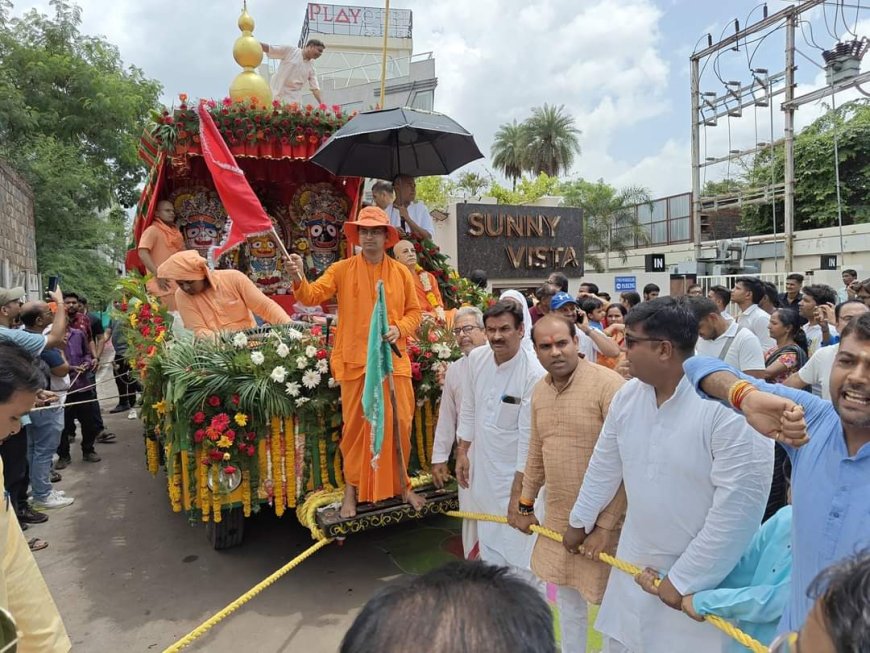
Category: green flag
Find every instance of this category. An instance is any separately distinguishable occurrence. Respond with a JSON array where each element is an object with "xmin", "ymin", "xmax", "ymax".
[{"xmin": 363, "ymin": 280, "xmax": 394, "ymax": 467}]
